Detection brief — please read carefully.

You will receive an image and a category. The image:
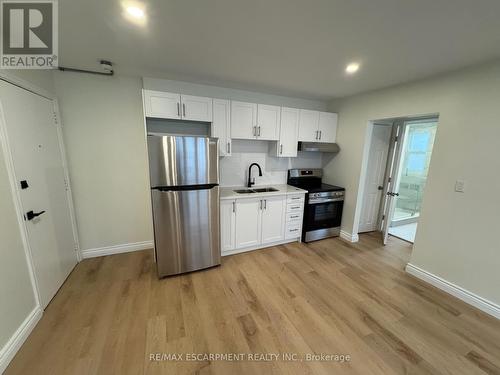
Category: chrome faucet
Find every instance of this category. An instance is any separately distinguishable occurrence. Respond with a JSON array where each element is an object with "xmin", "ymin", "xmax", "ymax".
[{"xmin": 247, "ymin": 163, "xmax": 263, "ymax": 187}]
